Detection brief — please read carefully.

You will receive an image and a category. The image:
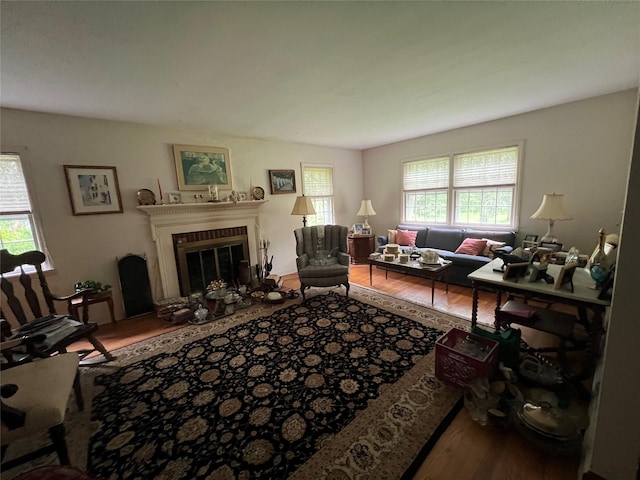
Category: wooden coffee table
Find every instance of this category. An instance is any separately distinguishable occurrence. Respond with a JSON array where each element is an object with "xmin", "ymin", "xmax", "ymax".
[{"xmin": 368, "ymin": 257, "xmax": 452, "ymax": 304}]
